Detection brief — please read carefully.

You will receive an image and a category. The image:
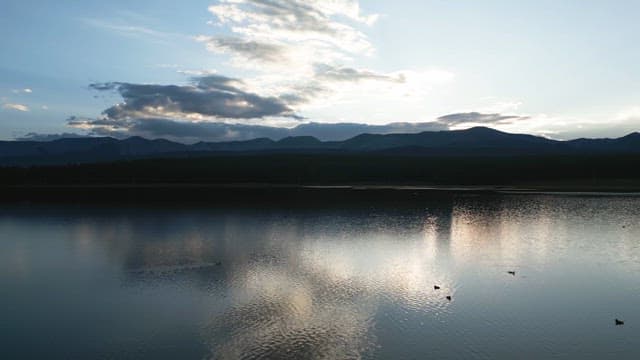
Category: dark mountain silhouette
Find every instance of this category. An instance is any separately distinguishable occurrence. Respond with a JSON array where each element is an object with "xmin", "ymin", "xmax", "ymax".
[
  {"xmin": 334, "ymin": 126, "xmax": 562, "ymax": 153},
  {"xmin": 1, "ymin": 127, "xmax": 640, "ymax": 166}
]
